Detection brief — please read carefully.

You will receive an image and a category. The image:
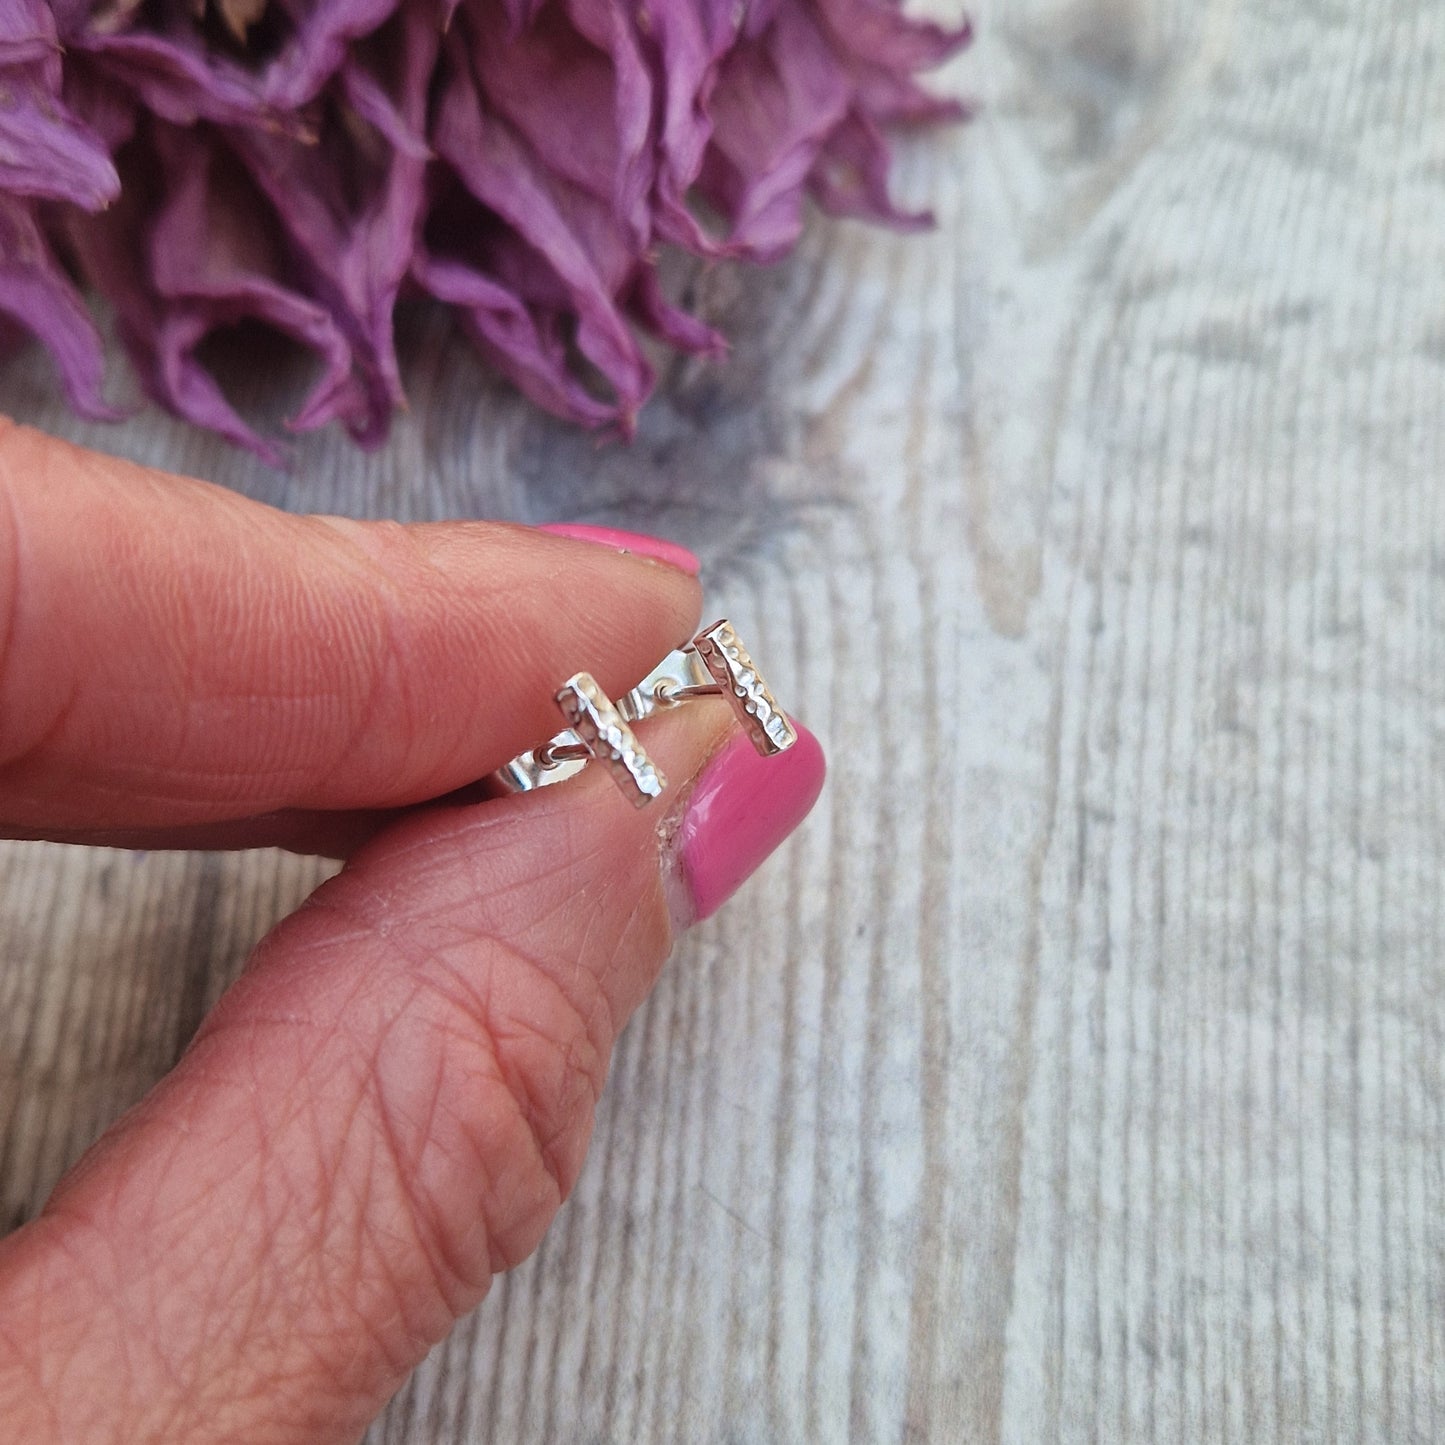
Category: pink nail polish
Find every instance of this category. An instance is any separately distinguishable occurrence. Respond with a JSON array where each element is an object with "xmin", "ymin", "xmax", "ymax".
[
  {"xmin": 678, "ymin": 724, "xmax": 826, "ymax": 923},
  {"xmin": 537, "ymin": 523, "xmax": 700, "ymax": 577}
]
